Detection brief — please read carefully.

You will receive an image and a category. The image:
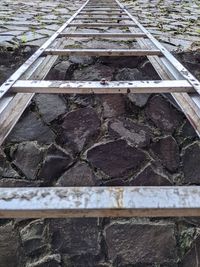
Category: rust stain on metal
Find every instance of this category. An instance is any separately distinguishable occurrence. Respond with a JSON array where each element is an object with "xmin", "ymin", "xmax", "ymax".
[{"xmin": 110, "ymin": 187, "xmax": 124, "ymax": 208}]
